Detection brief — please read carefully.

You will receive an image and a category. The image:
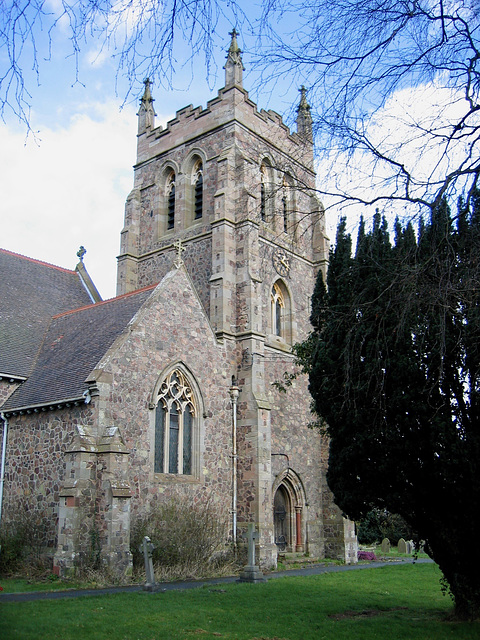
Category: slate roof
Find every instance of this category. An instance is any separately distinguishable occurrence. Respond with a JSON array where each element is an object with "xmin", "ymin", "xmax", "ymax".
[
  {"xmin": 2, "ymin": 285, "xmax": 156, "ymax": 412},
  {"xmin": 0, "ymin": 249, "xmax": 93, "ymax": 379}
]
